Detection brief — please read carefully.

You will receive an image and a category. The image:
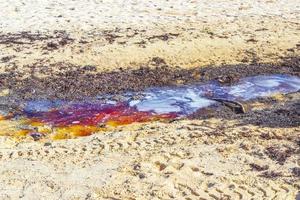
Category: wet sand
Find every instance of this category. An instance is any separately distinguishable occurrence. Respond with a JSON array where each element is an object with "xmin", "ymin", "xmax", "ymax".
[{"xmin": 0, "ymin": 0, "xmax": 299, "ymax": 199}]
